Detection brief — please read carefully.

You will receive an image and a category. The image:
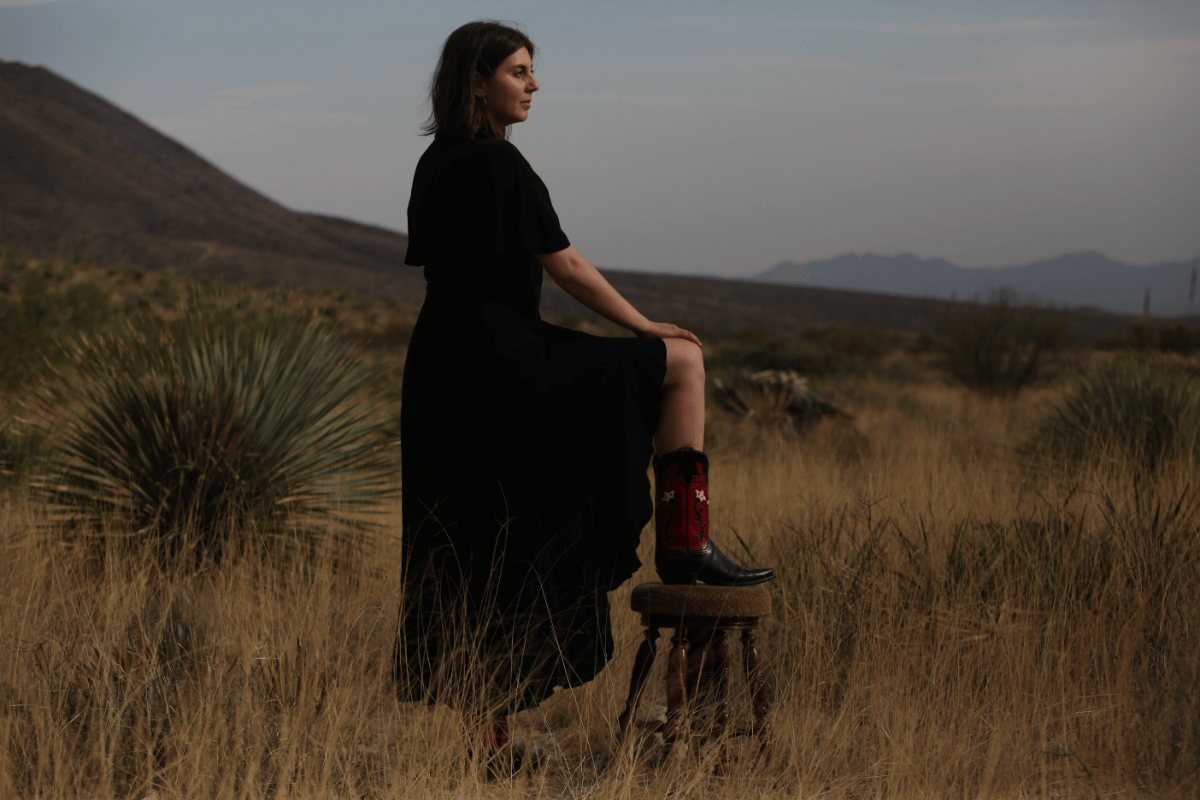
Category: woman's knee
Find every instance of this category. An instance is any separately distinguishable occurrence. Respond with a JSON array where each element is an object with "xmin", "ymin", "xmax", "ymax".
[{"xmin": 663, "ymin": 338, "xmax": 705, "ymax": 389}]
